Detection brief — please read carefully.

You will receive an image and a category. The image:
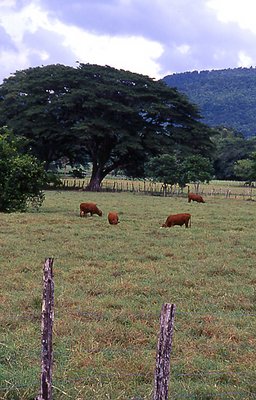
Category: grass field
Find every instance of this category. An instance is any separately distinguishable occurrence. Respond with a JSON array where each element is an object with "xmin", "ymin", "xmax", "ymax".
[{"xmin": 0, "ymin": 190, "xmax": 256, "ymax": 399}]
